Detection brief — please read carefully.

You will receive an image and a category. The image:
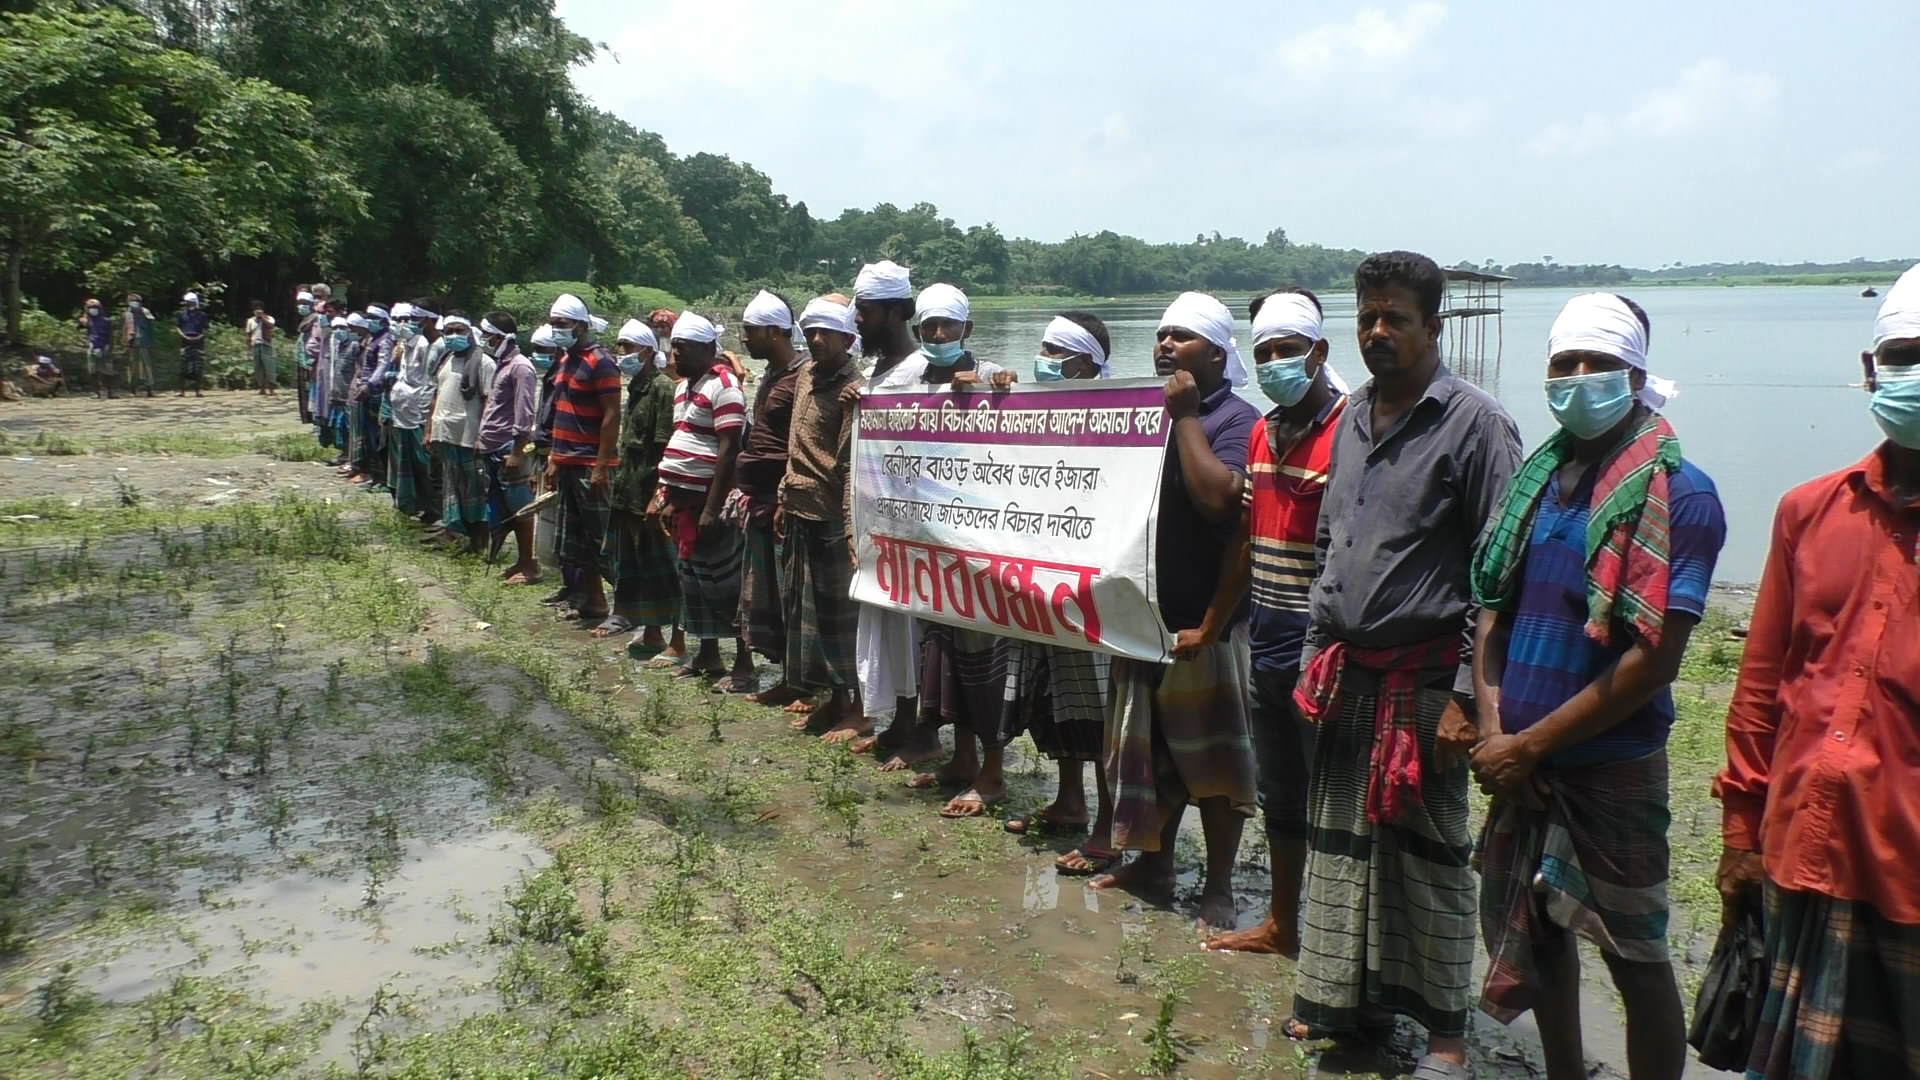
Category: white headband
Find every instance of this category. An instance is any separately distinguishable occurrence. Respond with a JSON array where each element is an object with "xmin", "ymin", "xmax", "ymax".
[
  {"xmin": 915, "ymin": 283, "xmax": 969, "ymax": 325},
  {"xmin": 549, "ymin": 293, "xmax": 591, "ymax": 323},
  {"xmin": 390, "ymin": 302, "xmax": 416, "ymax": 320},
  {"xmin": 439, "ymin": 314, "xmax": 473, "ymax": 332},
  {"xmin": 670, "ymin": 311, "xmax": 719, "ymax": 344},
  {"xmin": 479, "ymin": 318, "xmax": 507, "ymax": 339},
  {"xmin": 529, "ymin": 323, "xmax": 558, "ymax": 349},
  {"xmin": 329, "ymin": 316, "xmax": 348, "ymax": 328},
  {"xmin": 1041, "ymin": 316, "xmax": 1109, "ymax": 377},
  {"xmin": 854, "ymin": 260, "xmax": 913, "ymax": 301},
  {"xmin": 296, "ymin": 291, "xmax": 316, "ymax": 303},
  {"xmin": 1252, "ymin": 293, "xmax": 1323, "ymax": 345},
  {"xmin": 1548, "ymin": 292, "xmax": 1676, "ymax": 410},
  {"xmin": 183, "ymin": 291, "xmax": 201, "ymax": 304},
  {"xmin": 365, "ymin": 305, "xmax": 390, "ymax": 320},
  {"xmin": 411, "ymin": 306, "xmax": 439, "ymax": 322},
  {"xmin": 1873, "ymin": 263, "xmax": 1920, "ymax": 351},
  {"xmin": 347, "ymin": 313, "xmax": 369, "ymax": 330},
  {"xmin": 1158, "ymin": 292, "xmax": 1248, "ymax": 388},
  {"xmin": 617, "ymin": 318, "xmax": 657, "ymax": 348},
  {"xmin": 742, "ymin": 290, "xmax": 794, "ymax": 330},
  {"xmin": 799, "ymin": 297, "xmax": 857, "ymax": 338}
]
